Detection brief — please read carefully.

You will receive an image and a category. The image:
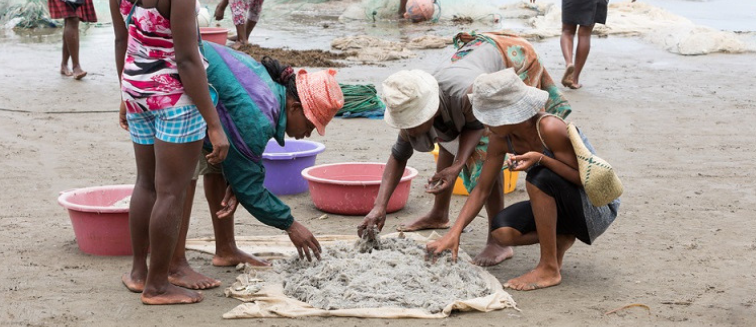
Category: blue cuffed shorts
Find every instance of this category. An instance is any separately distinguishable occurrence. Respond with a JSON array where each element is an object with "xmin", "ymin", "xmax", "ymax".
[{"xmin": 127, "ymin": 105, "xmax": 207, "ymax": 145}]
